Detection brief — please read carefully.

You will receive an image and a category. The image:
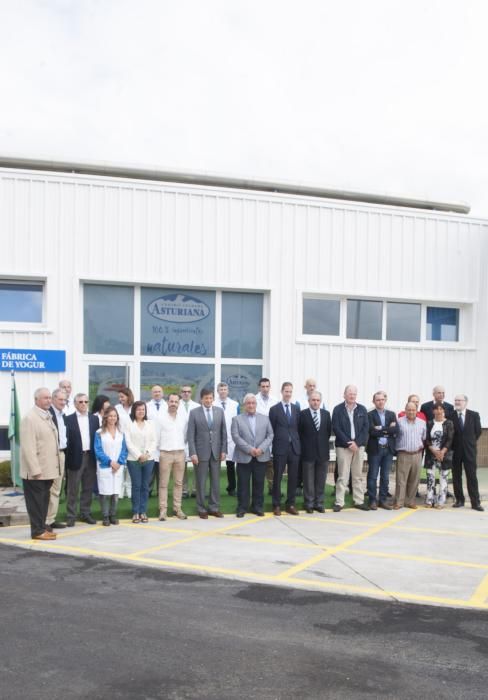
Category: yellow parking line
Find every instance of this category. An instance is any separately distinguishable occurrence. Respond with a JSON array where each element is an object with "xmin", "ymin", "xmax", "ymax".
[
  {"xmin": 393, "ymin": 525, "xmax": 488, "ymax": 539},
  {"xmin": 275, "ymin": 509, "xmax": 417, "ymax": 580},
  {"xmin": 469, "ymin": 573, "xmax": 488, "ymax": 606},
  {"xmin": 346, "ymin": 548, "xmax": 488, "ymax": 571},
  {"xmin": 126, "ymin": 514, "xmax": 270, "ymax": 558}
]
